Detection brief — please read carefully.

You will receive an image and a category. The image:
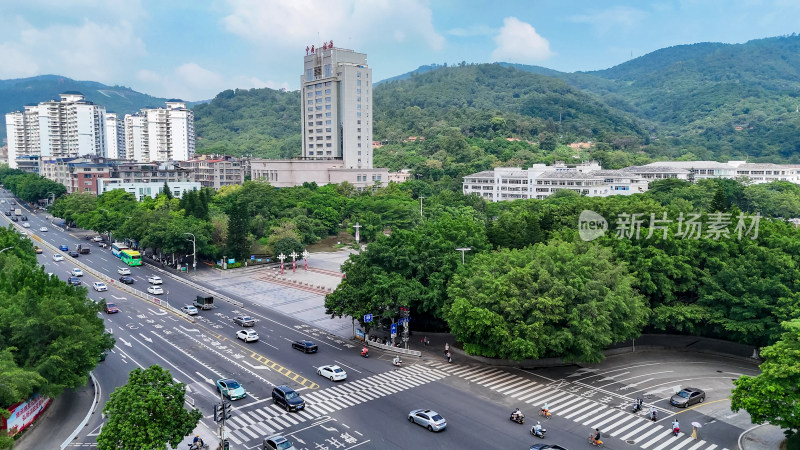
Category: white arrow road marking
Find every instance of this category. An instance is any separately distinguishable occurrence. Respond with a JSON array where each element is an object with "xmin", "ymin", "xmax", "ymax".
[
  {"xmin": 245, "ymin": 361, "xmax": 271, "ymax": 371},
  {"xmin": 197, "ymin": 372, "xmax": 214, "ymax": 385},
  {"xmin": 567, "ymin": 368, "xmax": 597, "ymax": 377},
  {"xmin": 112, "ymin": 295, "xmax": 126, "ymax": 300},
  {"xmin": 139, "ymin": 333, "xmax": 152, "ymax": 343},
  {"xmin": 148, "ymin": 308, "xmax": 167, "ymax": 316},
  {"xmin": 119, "ymin": 337, "xmax": 132, "ymax": 347},
  {"xmin": 180, "ymin": 326, "xmax": 199, "ymax": 332}
]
